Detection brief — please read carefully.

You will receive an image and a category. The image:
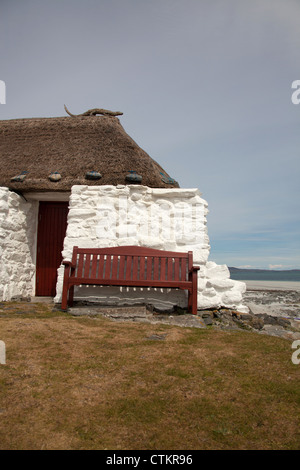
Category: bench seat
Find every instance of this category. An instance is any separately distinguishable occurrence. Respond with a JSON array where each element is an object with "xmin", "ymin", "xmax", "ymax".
[{"xmin": 61, "ymin": 246, "xmax": 200, "ymax": 314}]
